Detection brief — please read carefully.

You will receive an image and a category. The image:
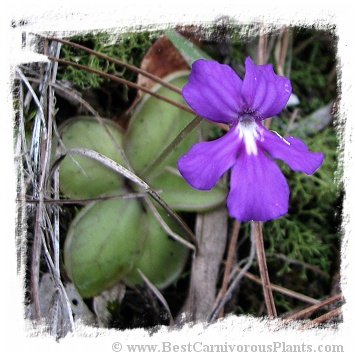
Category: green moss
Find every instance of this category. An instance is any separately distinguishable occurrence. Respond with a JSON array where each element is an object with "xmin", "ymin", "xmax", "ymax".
[
  {"xmin": 57, "ymin": 31, "xmax": 159, "ymax": 90},
  {"xmin": 264, "ymin": 125, "xmax": 340, "ymax": 282}
]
